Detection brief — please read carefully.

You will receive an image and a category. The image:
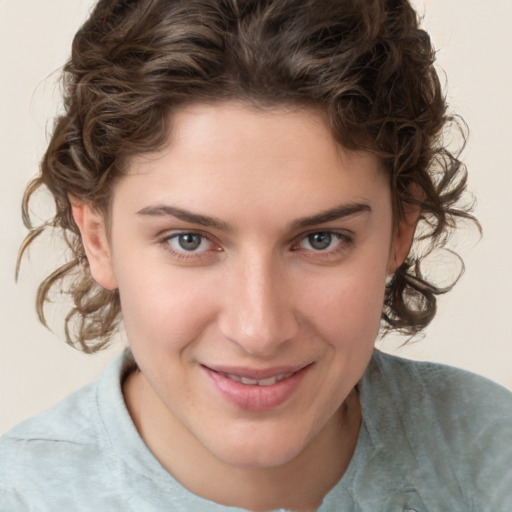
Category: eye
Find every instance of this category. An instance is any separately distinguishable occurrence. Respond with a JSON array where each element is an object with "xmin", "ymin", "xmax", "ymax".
[
  {"xmin": 297, "ymin": 231, "xmax": 346, "ymax": 251},
  {"xmin": 163, "ymin": 232, "xmax": 215, "ymax": 254},
  {"xmin": 175, "ymin": 233, "xmax": 205, "ymax": 251},
  {"xmin": 303, "ymin": 232, "xmax": 334, "ymax": 250}
]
